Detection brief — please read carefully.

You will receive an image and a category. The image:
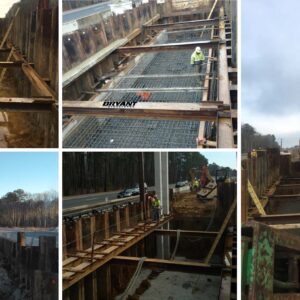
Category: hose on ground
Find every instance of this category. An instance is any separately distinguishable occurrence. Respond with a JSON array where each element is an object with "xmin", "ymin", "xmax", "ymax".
[
  {"xmin": 170, "ymin": 229, "xmax": 181, "ymax": 260},
  {"xmin": 119, "ymin": 256, "xmax": 146, "ymax": 300}
]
